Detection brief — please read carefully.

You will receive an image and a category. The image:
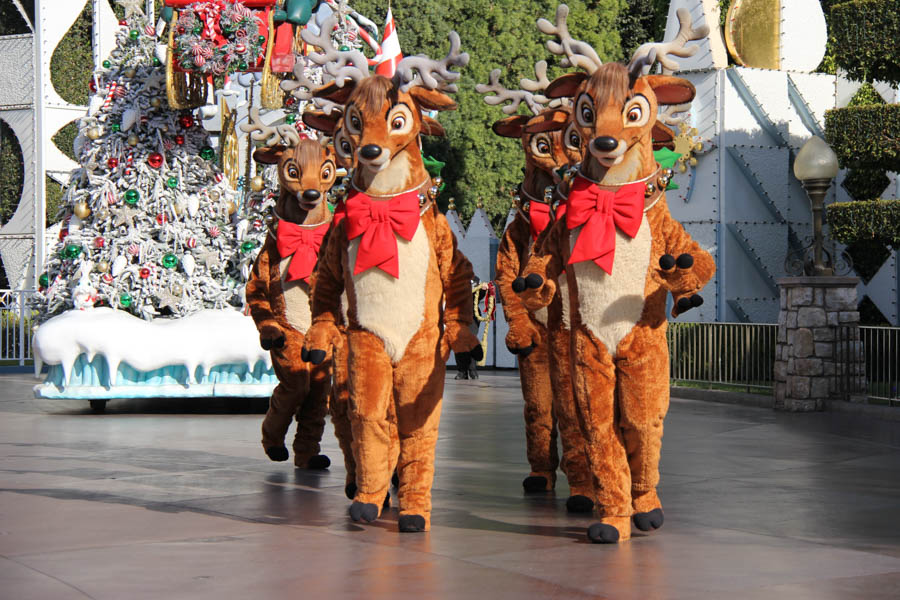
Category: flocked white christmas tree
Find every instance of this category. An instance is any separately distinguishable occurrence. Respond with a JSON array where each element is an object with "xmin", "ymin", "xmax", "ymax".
[{"xmin": 35, "ymin": 8, "xmax": 250, "ymax": 321}]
